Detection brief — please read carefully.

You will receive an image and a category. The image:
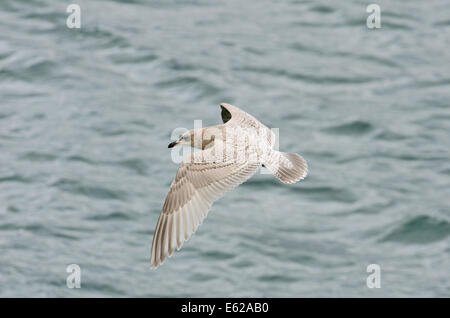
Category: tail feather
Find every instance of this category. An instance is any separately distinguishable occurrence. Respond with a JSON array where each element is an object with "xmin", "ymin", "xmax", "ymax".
[{"xmin": 264, "ymin": 151, "xmax": 308, "ymax": 184}]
